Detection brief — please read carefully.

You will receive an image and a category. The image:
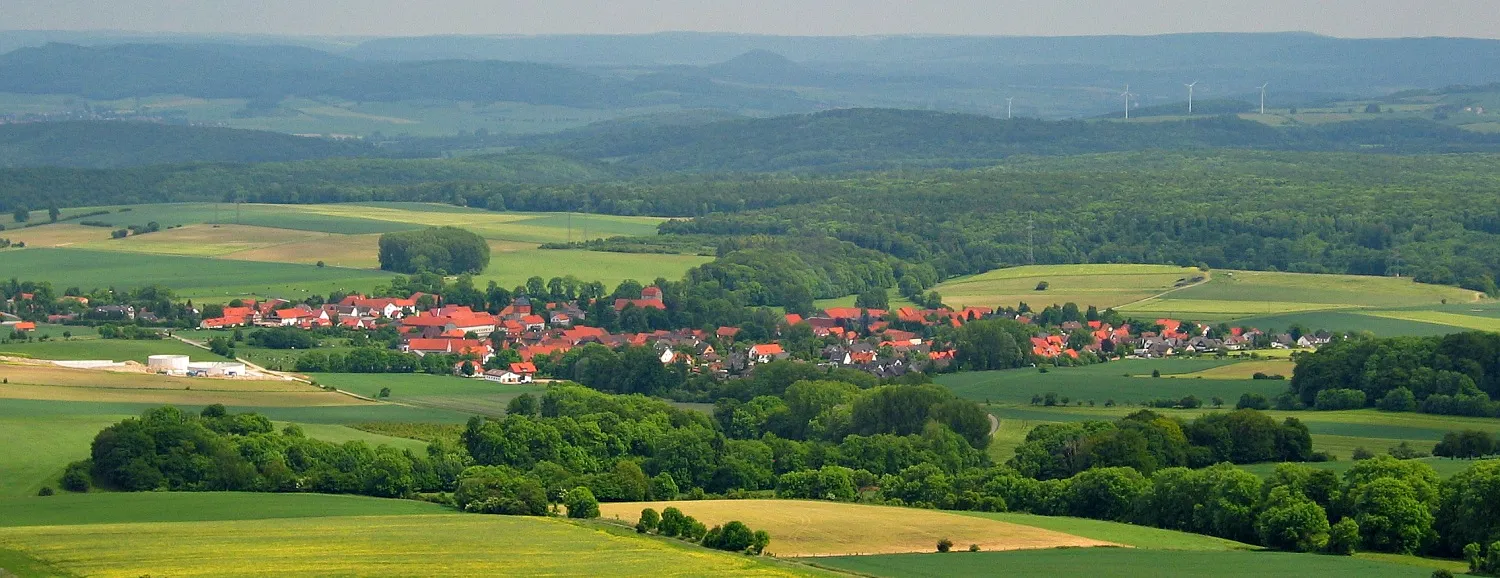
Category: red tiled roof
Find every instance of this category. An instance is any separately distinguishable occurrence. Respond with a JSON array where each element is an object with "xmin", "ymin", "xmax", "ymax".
[
  {"xmin": 510, "ymin": 362, "xmax": 537, "ymax": 374},
  {"xmin": 750, "ymin": 343, "xmax": 785, "ymax": 356}
]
